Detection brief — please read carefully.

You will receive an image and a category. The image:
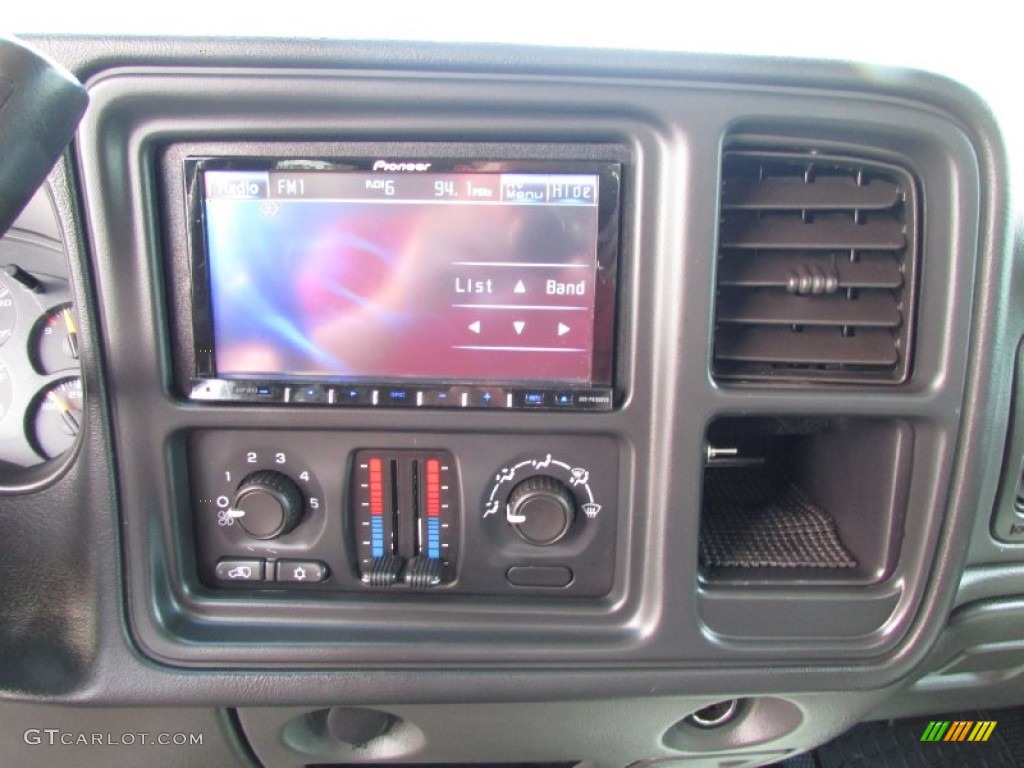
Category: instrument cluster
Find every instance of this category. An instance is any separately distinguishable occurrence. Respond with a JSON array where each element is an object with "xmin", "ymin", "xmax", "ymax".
[{"xmin": 0, "ymin": 187, "xmax": 81, "ymax": 471}]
